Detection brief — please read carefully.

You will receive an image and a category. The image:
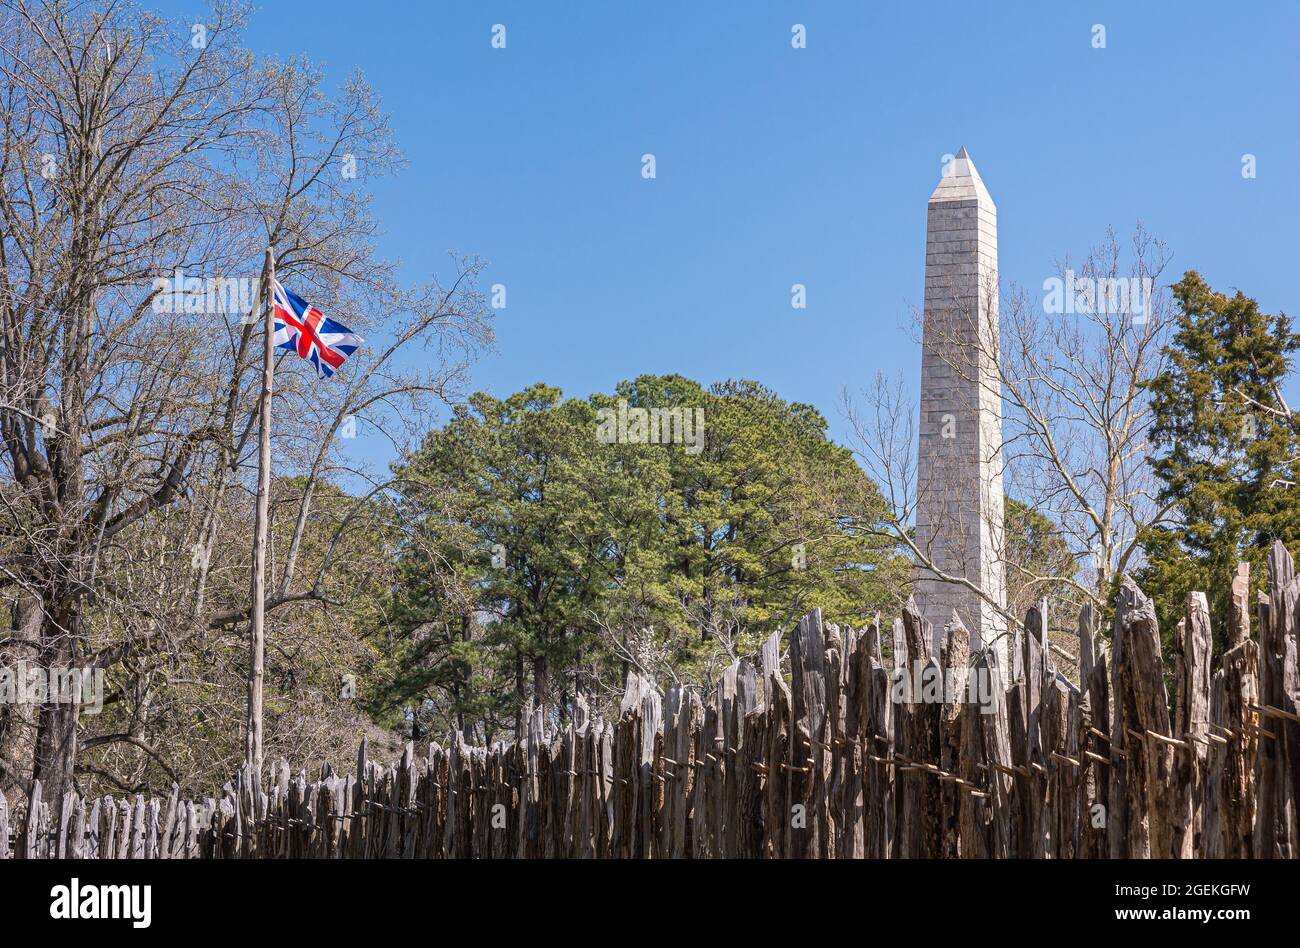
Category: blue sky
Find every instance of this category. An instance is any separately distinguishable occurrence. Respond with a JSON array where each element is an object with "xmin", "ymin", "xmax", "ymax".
[{"xmin": 173, "ymin": 1, "xmax": 1299, "ymax": 465}]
